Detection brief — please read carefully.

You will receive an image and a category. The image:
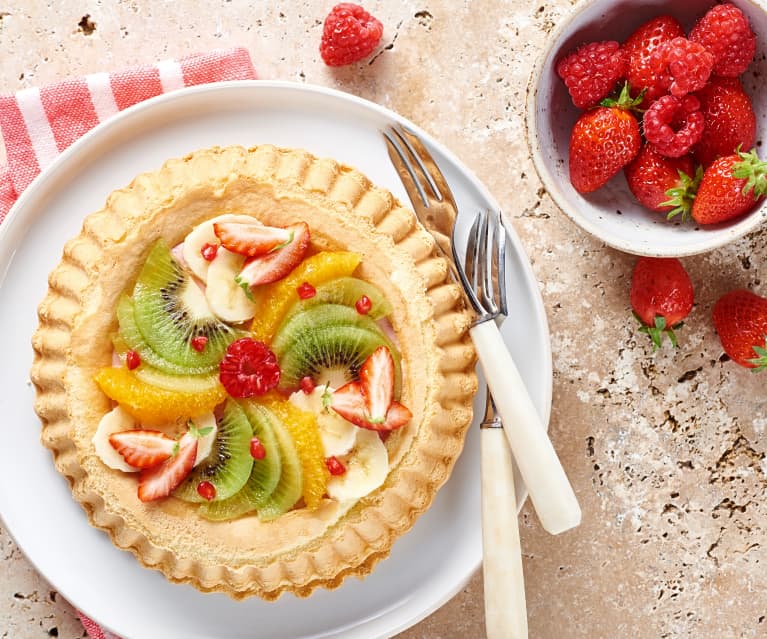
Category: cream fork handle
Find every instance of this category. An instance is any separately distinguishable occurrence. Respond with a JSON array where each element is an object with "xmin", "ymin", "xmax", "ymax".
[
  {"xmin": 481, "ymin": 426, "xmax": 528, "ymax": 639},
  {"xmin": 470, "ymin": 320, "xmax": 582, "ymax": 535}
]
